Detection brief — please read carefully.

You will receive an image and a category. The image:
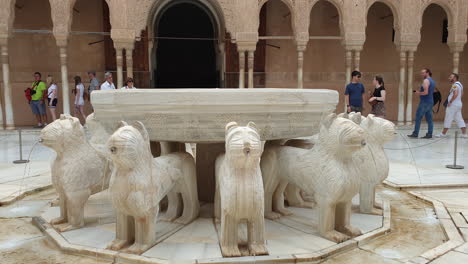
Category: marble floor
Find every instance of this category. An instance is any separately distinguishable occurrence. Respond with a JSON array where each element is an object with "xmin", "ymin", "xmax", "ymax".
[
  {"xmin": 385, "ymin": 125, "xmax": 468, "ymax": 187},
  {"xmin": 0, "ymin": 124, "xmax": 468, "ymax": 263},
  {"xmin": 0, "ymin": 129, "xmax": 53, "ymax": 204}
]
